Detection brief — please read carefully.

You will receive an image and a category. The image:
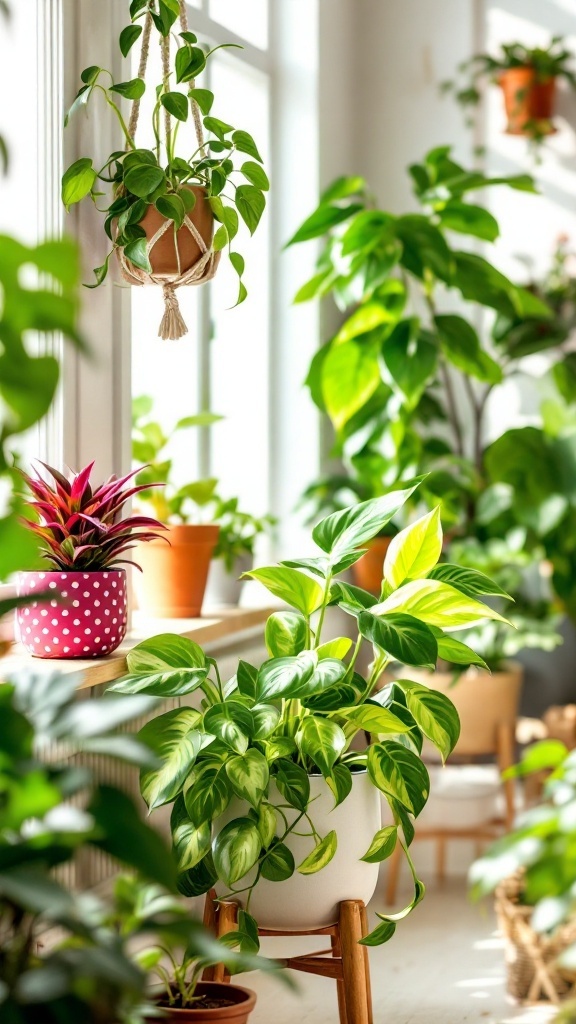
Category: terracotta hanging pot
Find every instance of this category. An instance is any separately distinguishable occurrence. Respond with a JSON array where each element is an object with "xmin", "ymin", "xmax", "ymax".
[
  {"xmin": 351, "ymin": 536, "xmax": 392, "ymax": 595},
  {"xmin": 145, "ymin": 982, "xmax": 257, "ymax": 1024},
  {"xmin": 134, "ymin": 524, "xmax": 219, "ymax": 618},
  {"xmin": 119, "ymin": 186, "xmax": 218, "ymax": 283},
  {"xmin": 499, "ymin": 67, "xmax": 557, "ymax": 135}
]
